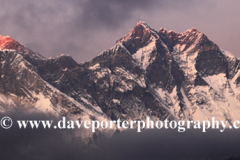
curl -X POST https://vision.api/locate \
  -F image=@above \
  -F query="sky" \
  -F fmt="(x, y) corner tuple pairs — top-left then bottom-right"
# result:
(0, 0), (239, 63)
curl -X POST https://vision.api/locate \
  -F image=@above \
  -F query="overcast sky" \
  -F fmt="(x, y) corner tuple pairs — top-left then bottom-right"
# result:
(0, 0), (239, 63)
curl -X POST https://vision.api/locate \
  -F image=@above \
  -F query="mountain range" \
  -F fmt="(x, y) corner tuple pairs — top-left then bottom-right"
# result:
(0, 21), (240, 142)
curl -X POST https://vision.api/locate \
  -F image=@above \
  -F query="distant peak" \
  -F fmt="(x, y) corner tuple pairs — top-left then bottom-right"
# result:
(0, 35), (45, 59)
(136, 21), (146, 25)
(0, 35), (21, 50)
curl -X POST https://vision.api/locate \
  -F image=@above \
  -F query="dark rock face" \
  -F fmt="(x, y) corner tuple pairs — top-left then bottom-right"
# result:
(195, 50), (228, 76)
(0, 21), (240, 137)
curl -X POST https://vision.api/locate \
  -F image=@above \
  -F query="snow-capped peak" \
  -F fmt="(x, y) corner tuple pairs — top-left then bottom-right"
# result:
(0, 35), (45, 60)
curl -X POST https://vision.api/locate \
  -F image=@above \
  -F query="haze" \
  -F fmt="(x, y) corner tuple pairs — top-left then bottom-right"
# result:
(0, 0), (239, 63)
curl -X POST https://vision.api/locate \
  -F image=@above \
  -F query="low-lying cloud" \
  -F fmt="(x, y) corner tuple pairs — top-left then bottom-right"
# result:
(0, 110), (240, 160)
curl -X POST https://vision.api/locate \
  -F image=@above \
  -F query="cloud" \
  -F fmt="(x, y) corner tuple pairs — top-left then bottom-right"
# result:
(1, 110), (240, 160)
(78, 0), (161, 29)
(0, 0), (165, 62)
(0, 0), (199, 62)
(0, 0), (239, 63)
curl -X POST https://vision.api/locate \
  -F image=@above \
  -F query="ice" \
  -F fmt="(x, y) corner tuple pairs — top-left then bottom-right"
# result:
(202, 73), (227, 93)
(89, 63), (100, 70)
(112, 99), (120, 105)
(132, 41), (156, 70)
(34, 92), (56, 113)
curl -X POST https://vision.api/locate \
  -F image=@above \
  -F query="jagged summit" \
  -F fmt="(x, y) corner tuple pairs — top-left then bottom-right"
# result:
(115, 21), (209, 50)
(117, 22), (207, 49)
(117, 21), (159, 44)
(158, 26), (203, 39)
(0, 35), (21, 51)
(180, 27), (203, 38)
(136, 20), (147, 26)
(159, 27), (201, 35)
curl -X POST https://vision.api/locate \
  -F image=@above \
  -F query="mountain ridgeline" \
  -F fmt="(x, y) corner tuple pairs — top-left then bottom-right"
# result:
(0, 22), (240, 140)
